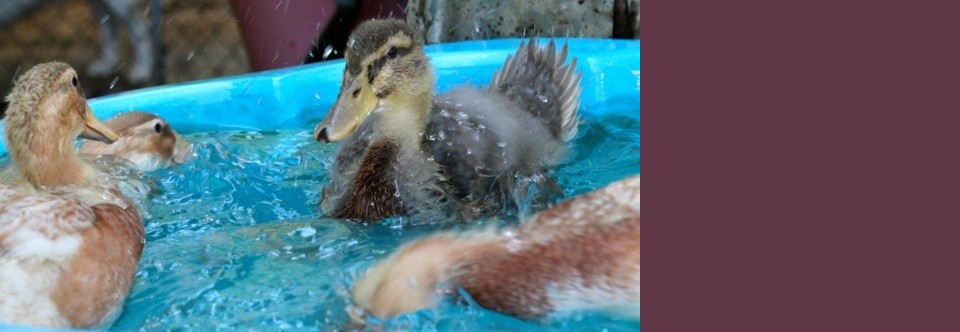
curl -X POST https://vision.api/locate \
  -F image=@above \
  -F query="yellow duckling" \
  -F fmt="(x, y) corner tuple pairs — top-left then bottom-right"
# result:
(80, 111), (193, 172)
(314, 19), (581, 222)
(351, 175), (640, 321)
(0, 62), (145, 328)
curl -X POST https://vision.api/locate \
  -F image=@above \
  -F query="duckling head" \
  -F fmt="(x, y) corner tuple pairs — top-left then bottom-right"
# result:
(3, 62), (119, 187)
(315, 19), (435, 143)
(79, 111), (194, 172)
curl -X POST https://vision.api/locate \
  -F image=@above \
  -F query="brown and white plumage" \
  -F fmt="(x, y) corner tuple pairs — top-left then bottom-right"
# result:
(0, 62), (144, 329)
(351, 175), (640, 321)
(80, 111), (193, 172)
(314, 19), (582, 223)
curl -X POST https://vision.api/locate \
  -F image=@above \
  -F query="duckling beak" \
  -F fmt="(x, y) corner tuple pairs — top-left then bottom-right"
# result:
(315, 73), (377, 143)
(172, 134), (194, 164)
(80, 107), (120, 144)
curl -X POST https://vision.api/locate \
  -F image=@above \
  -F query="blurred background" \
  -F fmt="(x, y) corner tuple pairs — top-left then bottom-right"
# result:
(0, 0), (637, 109)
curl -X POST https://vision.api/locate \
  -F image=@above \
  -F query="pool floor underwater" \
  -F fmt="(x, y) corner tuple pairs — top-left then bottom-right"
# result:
(3, 103), (638, 331)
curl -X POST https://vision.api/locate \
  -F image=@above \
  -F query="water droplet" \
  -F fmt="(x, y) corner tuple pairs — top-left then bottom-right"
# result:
(313, 92), (321, 99)
(109, 77), (119, 89)
(322, 45), (334, 59)
(347, 37), (356, 48)
(99, 15), (110, 24)
(497, 141), (507, 148)
(440, 109), (450, 118)
(538, 94), (549, 103)
(438, 130), (446, 140)
(186, 51), (195, 61)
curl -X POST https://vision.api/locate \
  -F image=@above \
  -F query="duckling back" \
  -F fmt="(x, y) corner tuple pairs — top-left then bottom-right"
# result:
(79, 112), (192, 172)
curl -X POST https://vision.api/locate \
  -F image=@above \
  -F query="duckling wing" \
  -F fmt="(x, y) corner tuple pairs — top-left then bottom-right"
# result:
(0, 185), (143, 328)
(0, 188), (96, 327)
(489, 40), (582, 142)
(0, 186), (96, 260)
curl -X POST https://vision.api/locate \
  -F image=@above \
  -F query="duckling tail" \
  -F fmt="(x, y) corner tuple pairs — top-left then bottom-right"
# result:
(490, 39), (582, 142)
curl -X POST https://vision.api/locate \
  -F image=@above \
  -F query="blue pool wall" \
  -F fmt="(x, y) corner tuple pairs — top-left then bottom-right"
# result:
(1, 38), (637, 154)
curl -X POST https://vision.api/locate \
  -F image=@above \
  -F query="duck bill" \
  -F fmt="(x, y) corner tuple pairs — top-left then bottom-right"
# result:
(80, 107), (120, 144)
(314, 73), (378, 143)
(172, 133), (195, 164)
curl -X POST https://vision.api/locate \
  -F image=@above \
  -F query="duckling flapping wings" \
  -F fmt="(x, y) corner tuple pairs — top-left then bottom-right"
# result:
(424, 40), (582, 217)
(489, 39), (582, 142)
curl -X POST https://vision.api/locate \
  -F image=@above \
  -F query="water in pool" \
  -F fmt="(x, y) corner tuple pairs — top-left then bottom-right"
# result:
(4, 102), (637, 331)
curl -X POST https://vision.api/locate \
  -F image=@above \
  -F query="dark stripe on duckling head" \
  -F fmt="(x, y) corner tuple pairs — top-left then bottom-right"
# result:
(366, 46), (412, 84)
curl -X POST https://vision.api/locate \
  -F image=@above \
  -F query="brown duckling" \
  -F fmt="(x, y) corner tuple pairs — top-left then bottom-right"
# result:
(79, 111), (193, 172)
(0, 62), (144, 328)
(314, 19), (581, 223)
(351, 175), (640, 321)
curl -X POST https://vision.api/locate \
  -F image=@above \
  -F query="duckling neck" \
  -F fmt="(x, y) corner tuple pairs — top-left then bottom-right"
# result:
(377, 92), (433, 146)
(8, 126), (88, 187)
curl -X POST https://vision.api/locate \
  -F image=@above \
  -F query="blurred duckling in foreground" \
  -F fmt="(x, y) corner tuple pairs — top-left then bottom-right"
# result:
(80, 111), (193, 172)
(314, 19), (581, 222)
(351, 175), (639, 321)
(0, 63), (144, 328)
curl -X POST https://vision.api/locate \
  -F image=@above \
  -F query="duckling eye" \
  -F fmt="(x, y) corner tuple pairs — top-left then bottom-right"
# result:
(154, 123), (163, 133)
(351, 88), (360, 98)
(71, 76), (79, 88)
(387, 47), (398, 59)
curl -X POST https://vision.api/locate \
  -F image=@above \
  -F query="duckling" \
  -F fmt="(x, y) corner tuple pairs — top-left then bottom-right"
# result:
(350, 175), (640, 321)
(79, 111), (193, 172)
(314, 19), (581, 222)
(0, 62), (145, 328)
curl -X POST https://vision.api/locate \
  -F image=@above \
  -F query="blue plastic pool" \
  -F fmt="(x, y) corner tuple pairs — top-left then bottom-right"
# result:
(0, 38), (639, 331)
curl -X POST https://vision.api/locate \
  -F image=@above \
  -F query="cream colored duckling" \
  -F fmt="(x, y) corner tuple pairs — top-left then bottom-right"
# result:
(80, 111), (193, 172)
(0, 62), (145, 328)
(351, 175), (640, 321)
